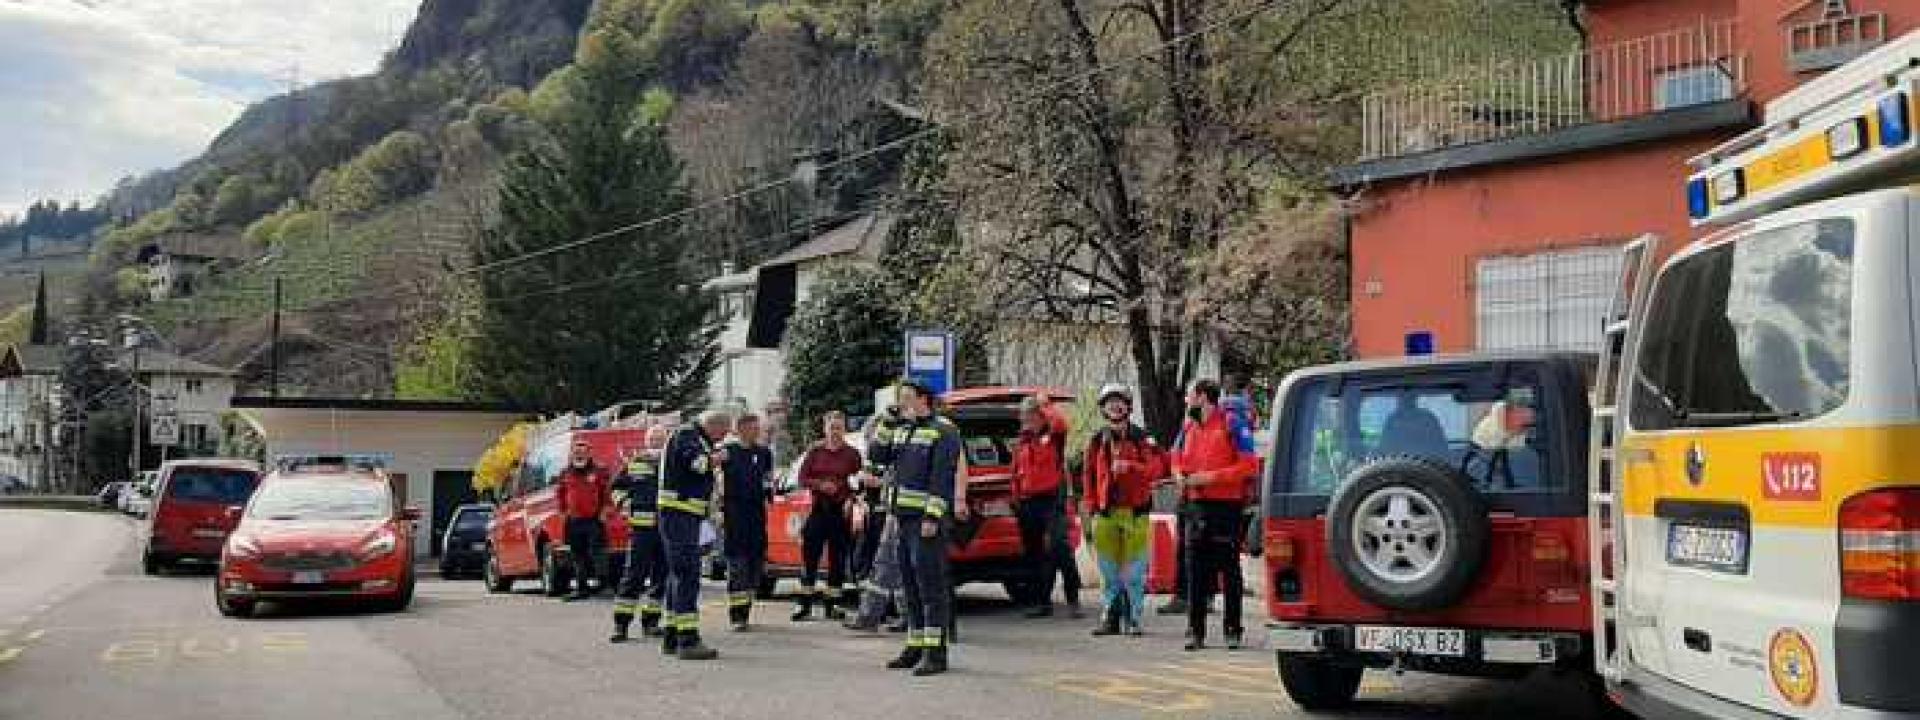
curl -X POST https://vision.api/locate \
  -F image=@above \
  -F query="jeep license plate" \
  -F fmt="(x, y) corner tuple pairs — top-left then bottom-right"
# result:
(291, 571), (325, 585)
(1354, 625), (1466, 657)
(1666, 523), (1748, 574)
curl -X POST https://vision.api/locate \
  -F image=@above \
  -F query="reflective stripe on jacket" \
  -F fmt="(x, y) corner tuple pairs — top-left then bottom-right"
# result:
(659, 425), (717, 516)
(886, 417), (962, 519)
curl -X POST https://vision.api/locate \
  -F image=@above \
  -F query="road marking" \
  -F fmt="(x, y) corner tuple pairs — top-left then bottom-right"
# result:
(1181, 659), (1274, 678)
(1155, 663), (1281, 690)
(260, 632), (308, 652)
(1108, 669), (1280, 700)
(0, 647), (21, 664)
(1042, 672), (1213, 712)
(101, 639), (162, 664)
(22, 629), (44, 643)
(179, 636), (237, 660)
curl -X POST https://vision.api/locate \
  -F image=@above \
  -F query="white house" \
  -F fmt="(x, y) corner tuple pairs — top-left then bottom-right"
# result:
(0, 345), (62, 490)
(703, 214), (895, 414)
(127, 349), (238, 457)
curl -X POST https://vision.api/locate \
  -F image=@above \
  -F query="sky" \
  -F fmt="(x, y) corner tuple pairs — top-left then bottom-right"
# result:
(0, 0), (419, 219)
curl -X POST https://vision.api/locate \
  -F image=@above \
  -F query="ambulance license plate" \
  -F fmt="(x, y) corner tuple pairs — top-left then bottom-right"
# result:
(1667, 523), (1748, 574)
(1354, 625), (1466, 657)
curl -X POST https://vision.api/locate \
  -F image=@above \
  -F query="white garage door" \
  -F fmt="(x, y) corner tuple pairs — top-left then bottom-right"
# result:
(1475, 244), (1625, 353)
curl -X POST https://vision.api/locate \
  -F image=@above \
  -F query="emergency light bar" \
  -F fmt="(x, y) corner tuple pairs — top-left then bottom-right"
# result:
(1687, 29), (1920, 227)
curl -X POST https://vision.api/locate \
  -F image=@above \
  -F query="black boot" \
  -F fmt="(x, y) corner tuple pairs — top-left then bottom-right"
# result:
(610, 617), (632, 643)
(730, 605), (751, 632)
(640, 612), (663, 638)
(677, 632), (719, 661)
(913, 647), (949, 677)
(886, 646), (924, 670)
(1183, 630), (1206, 652)
(660, 627), (681, 655)
(1091, 607), (1121, 636)
(790, 593), (814, 622)
(1024, 604), (1054, 619)
(824, 595), (846, 621)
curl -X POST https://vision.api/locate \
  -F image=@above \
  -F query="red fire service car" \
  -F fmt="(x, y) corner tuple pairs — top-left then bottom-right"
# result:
(216, 463), (419, 617)
(484, 425), (640, 596)
(765, 387), (1082, 599)
(1261, 353), (1596, 710)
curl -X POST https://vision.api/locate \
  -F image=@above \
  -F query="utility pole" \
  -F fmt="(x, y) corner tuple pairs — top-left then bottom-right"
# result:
(129, 342), (141, 477)
(270, 276), (282, 398)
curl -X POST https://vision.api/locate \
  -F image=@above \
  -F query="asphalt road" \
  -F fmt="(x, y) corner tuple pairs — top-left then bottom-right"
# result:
(0, 509), (1611, 720)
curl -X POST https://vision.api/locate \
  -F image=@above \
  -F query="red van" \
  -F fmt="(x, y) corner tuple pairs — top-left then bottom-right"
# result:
(764, 387), (1082, 599)
(484, 426), (638, 596)
(141, 459), (265, 575)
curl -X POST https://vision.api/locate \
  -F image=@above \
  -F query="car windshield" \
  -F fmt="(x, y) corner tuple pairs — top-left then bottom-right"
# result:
(1282, 371), (1559, 495)
(164, 468), (259, 504)
(452, 509), (491, 531)
(248, 480), (392, 521)
(1633, 218), (1854, 430)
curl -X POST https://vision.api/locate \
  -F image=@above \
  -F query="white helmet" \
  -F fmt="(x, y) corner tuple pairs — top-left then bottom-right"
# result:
(1096, 384), (1133, 407)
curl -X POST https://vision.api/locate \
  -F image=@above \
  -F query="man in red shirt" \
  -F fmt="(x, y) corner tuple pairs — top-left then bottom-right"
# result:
(555, 439), (613, 601)
(1012, 394), (1082, 619)
(790, 410), (864, 621)
(1171, 378), (1261, 650)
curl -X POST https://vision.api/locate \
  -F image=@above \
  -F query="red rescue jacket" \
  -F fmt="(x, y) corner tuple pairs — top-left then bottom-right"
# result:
(1083, 424), (1168, 513)
(1011, 404), (1071, 501)
(1171, 407), (1259, 504)
(555, 465), (611, 520)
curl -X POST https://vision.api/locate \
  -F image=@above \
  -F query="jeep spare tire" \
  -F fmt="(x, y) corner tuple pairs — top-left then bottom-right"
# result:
(1326, 457), (1489, 612)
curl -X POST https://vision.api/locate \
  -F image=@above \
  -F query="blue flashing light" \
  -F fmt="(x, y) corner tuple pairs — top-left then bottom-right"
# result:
(1880, 93), (1912, 148)
(1405, 331), (1435, 357)
(1687, 177), (1711, 219)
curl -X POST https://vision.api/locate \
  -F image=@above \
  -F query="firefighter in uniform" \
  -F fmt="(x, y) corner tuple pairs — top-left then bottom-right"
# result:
(658, 411), (732, 660)
(721, 413), (773, 632)
(884, 380), (965, 677)
(609, 424), (672, 643)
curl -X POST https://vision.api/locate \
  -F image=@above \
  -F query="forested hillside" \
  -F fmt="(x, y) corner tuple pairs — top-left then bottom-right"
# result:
(59, 0), (1581, 409)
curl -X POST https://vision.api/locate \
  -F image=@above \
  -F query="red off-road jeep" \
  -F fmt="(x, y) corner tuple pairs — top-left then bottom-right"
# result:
(1261, 352), (1595, 710)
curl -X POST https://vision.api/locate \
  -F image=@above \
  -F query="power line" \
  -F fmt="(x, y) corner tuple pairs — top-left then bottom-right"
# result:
(455, 0), (1291, 278)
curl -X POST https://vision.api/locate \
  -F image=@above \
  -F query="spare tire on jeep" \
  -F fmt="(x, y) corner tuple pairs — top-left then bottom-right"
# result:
(1326, 456), (1489, 612)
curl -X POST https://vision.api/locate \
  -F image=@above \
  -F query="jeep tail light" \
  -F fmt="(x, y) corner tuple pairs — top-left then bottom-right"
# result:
(1531, 532), (1577, 589)
(1531, 532), (1571, 562)
(1839, 488), (1920, 601)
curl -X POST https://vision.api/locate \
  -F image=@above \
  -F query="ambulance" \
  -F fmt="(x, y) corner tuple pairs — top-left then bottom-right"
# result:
(1591, 30), (1920, 719)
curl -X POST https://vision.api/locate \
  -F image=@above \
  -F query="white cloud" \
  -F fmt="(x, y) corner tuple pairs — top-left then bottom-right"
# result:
(0, 0), (416, 218)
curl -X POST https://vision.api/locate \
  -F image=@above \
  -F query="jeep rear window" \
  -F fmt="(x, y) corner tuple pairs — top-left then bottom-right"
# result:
(165, 468), (259, 504)
(1632, 218), (1854, 431)
(1281, 374), (1557, 495)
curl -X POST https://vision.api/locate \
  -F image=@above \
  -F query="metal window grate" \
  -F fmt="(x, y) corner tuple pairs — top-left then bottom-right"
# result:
(1475, 244), (1626, 353)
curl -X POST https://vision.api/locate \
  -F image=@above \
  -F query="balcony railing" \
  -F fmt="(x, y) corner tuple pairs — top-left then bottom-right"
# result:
(1359, 19), (1746, 161)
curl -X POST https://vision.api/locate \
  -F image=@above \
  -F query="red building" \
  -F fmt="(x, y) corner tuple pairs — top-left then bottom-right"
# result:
(1339, 0), (1917, 358)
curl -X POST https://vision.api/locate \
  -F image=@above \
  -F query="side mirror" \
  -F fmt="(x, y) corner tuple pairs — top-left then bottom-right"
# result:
(401, 506), (422, 521)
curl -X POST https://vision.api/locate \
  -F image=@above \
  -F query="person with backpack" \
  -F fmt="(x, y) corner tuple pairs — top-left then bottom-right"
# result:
(1082, 385), (1168, 636)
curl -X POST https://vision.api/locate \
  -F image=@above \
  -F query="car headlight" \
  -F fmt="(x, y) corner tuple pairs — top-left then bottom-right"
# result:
(358, 531), (397, 560)
(227, 536), (262, 560)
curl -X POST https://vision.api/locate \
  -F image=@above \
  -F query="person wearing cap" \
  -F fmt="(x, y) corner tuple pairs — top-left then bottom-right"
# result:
(1011, 393), (1081, 619)
(1171, 378), (1261, 651)
(657, 411), (731, 660)
(883, 380), (965, 676)
(1082, 384), (1168, 636)
(610, 424), (673, 643)
(555, 440), (613, 601)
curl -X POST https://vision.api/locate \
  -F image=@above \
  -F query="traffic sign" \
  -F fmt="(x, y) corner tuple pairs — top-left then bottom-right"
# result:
(150, 413), (180, 447)
(903, 330), (954, 397)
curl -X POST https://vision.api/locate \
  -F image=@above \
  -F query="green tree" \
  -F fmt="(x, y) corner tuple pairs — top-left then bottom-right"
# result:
(470, 36), (719, 411)
(779, 265), (903, 446)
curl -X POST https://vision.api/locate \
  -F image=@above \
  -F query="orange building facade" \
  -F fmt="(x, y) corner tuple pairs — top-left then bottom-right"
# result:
(1341, 0), (1918, 358)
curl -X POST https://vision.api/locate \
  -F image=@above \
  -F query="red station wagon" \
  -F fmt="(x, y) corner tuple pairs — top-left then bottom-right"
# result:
(141, 459), (264, 574)
(216, 468), (419, 617)
(764, 387), (1082, 599)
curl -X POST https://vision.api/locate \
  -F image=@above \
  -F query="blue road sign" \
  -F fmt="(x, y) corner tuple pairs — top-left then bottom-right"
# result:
(903, 330), (954, 396)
